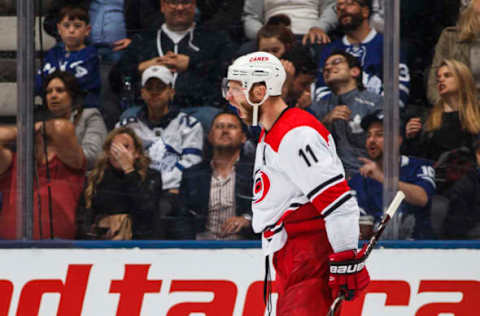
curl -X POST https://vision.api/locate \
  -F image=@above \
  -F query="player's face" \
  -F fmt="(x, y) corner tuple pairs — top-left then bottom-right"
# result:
(336, 0), (367, 32)
(108, 133), (138, 170)
(436, 65), (459, 97)
(323, 55), (351, 85)
(209, 114), (246, 151)
(225, 81), (254, 125)
(366, 122), (384, 161)
(161, 0), (196, 31)
(46, 78), (73, 118)
(258, 36), (287, 59)
(141, 78), (173, 112)
(57, 16), (90, 51)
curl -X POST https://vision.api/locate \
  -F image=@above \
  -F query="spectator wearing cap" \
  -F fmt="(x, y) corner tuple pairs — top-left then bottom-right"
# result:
(348, 110), (436, 240)
(116, 65), (204, 193)
(112, 0), (235, 108)
(310, 50), (382, 177)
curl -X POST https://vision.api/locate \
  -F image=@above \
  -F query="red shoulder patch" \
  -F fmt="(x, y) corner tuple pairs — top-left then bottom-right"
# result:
(264, 108), (330, 152)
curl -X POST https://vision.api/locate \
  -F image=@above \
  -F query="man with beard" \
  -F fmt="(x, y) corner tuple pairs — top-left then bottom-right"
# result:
(177, 111), (255, 240)
(224, 51), (369, 315)
(311, 50), (383, 177)
(113, 0), (234, 108)
(314, 0), (410, 108)
(349, 110), (436, 240)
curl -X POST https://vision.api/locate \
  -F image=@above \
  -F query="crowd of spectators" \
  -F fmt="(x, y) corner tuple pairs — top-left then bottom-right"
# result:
(0, 0), (479, 241)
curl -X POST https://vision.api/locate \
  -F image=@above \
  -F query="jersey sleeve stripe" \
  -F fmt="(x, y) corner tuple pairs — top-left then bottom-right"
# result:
(311, 180), (351, 213)
(165, 144), (180, 155)
(182, 148), (203, 156)
(307, 174), (344, 200)
(319, 192), (352, 217)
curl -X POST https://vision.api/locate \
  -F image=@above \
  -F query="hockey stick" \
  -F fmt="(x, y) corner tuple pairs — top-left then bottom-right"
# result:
(327, 190), (406, 316)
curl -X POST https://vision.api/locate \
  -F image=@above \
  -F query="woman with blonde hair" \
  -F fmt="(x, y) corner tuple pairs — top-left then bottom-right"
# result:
(403, 59), (480, 193)
(77, 127), (163, 240)
(427, 0), (480, 104)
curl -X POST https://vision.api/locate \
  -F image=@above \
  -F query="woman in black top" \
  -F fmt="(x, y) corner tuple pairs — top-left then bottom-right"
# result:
(402, 59), (480, 193)
(78, 127), (162, 239)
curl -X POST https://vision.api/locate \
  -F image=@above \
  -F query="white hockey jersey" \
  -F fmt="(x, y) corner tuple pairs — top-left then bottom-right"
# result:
(253, 108), (360, 255)
(117, 107), (204, 190)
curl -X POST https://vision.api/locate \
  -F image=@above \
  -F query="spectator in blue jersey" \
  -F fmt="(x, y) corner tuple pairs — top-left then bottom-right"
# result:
(314, 0), (410, 108)
(311, 50), (383, 178)
(36, 5), (101, 109)
(349, 110), (436, 240)
(116, 65), (203, 193)
(112, 0), (235, 108)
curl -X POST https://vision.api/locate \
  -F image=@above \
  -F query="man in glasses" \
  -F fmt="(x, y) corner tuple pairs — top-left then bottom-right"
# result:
(177, 111), (256, 241)
(117, 65), (203, 195)
(315, 0), (410, 108)
(311, 50), (383, 178)
(113, 0), (234, 108)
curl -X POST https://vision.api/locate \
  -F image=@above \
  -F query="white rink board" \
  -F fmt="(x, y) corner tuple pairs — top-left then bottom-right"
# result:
(0, 248), (478, 315)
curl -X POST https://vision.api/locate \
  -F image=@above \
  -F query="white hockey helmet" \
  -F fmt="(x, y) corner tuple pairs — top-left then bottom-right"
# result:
(224, 51), (286, 125)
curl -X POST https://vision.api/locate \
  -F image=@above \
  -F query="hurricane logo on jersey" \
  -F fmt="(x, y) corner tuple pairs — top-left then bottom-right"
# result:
(253, 170), (270, 204)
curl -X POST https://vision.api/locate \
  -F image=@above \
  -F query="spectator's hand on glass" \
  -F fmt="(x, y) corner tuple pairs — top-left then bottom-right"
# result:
(162, 51), (190, 73)
(405, 117), (422, 139)
(358, 157), (384, 183)
(112, 38), (132, 51)
(221, 216), (250, 236)
(302, 27), (331, 45)
(323, 105), (351, 124)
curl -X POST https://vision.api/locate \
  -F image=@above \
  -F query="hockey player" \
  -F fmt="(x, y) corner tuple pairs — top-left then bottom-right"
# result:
(223, 51), (370, 315)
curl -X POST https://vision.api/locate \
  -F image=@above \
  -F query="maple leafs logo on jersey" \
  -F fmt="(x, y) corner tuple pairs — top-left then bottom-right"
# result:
(253, 170), (270, 204)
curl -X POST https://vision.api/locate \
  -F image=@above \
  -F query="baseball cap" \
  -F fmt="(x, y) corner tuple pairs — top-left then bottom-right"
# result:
(141, 65), (174, 87)
(360, 109), (384, 131)
(361, 109), (405, 136)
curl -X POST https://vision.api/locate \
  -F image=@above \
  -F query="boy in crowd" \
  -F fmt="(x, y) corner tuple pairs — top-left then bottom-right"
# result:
(36, 5), (101, 108)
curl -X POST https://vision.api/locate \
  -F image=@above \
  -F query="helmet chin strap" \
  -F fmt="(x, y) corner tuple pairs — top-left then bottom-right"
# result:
(245, 91), (269, 126)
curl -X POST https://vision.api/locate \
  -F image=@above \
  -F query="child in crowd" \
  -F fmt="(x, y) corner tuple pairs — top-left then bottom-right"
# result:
(36, 5), (101, 109)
